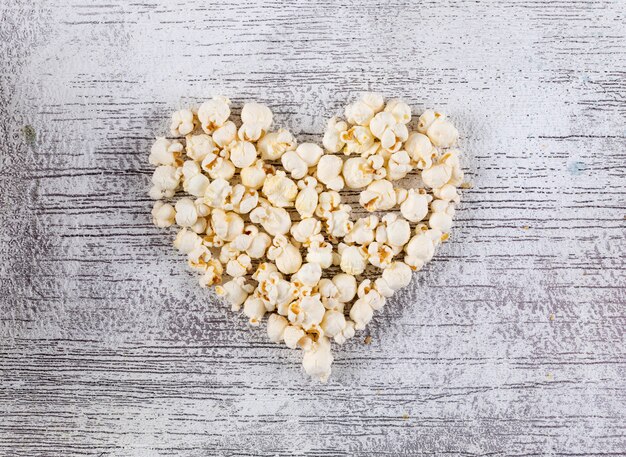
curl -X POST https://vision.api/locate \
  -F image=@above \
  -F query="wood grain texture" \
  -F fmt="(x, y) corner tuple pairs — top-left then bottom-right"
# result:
(1, 0), (625, 455)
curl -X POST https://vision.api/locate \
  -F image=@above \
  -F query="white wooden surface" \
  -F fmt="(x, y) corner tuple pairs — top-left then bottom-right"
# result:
(1, 1), (625, 455)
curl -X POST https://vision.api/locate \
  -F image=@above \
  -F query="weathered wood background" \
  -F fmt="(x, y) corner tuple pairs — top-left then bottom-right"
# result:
(1, 1), (624, 455)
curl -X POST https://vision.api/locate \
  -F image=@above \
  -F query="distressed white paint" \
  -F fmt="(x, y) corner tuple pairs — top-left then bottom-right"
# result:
(1, 0), (624, 455)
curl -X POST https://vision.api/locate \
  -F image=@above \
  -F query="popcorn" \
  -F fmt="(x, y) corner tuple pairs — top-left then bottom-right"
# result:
(216, 277), (254, 310)
(212, 121), (237, 148)
(369, 111), (409, 152)
(267, 234), (302, 274)
(257, 128), (297, 160)
(175, 198), (198, 227)
(170, 109), (196, 136)
(147, 94), (465, 382)
(316, 154), (345, 191)
(400, 189), (431, 222)
(262, 171), (298, 207)
(339, 244), (368, 275)
(323, 117), (348, 153)
(150, 137), (183, 166)
(302, 337), (333, 382)
(150, 165), (180, 199)
(243, 296), (266, 325)
(240, 160), (269, 189)
(359, 179), (396, 212)
(151, 201), (176, 228)
(198, 96), (231, 134)
(229, 140), (257, 168)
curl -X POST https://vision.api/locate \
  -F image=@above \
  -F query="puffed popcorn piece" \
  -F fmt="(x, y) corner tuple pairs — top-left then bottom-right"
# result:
(344, 215), (378, 245)
(262, 171), (298, 207)
(333, 273), (357, 303)
(290, 217), (322, 244)
(252, 261), (279, 283)
(339, 244), (368, 275)
(306, 240), (333, 269)
(216, 277), (254, 311)
(256, 272), (294, 314)
(357, 279), (386, 311)
(150, 137), (183, 166)
(174, 228), (202, 254)
(226, 254), (252, 278)
(228, 185), (258, 215)
(229, 140), (257, 169)
(345, 98), (376, 126)
(211, 209), (244, 242)
(374, 277), (395, 298)
(181, 160), (201, 180)
(433, 183), (460, 203)
(315, 191), (342, 218)
(240, 102), (273, 133)
(361, 92), (385, 113)
(198, 96), (231, 134)
(185, 134), (218, 162)
(240, 160), (269, 190)
(247, 231), (272, 259)
(381, 213), (411, 248)
(283, 325), (307, 349)
(400, 188), (431, 222)
(190, 217), (207, 234)
(417, 109), (438, 134)
(302, 337), (334, 382)
(316, 155), (345, 191)
(212, 121), (237, 148)
(387, 150), (413, 181)
(325, 206), (354, 239)
(404, 132), (435, 169)
(367, 242), (394, 269)
(369, 112), (409, 152)
(243, 296), (266, 326)
(295, 178), (319, 219)
(384, 99), (412, 124)
(359, 179), (396, 212)
(184, 173), (210, 198)
(151, 201), (176, 228)
(288, 294), (325, 330)
(320, 310), (346, 339)
(340, 126), (376, 156)
(280, 150), (308, 180)
(174, 198), (198, 227)
(429, 211), (454, 233)
(150, 165), (181, 199)
(349, 297), (374, 331)
(170, 109), (196, 136)
(204, 178), (232, 209)
(257, 129), (297, 161)
(342, 156), (385, 189)
(202, 155), (236, 181)
(421, 162), (452, 189)
(426, 115), (459, 148)
(249, 203), (291, 236)
(267, 234), (302, 275)
(404, 232), (436, 270)
(267, 313), (289, 343)
(440, 150), (464, 186)
(323, 117), (348, 153)
(382, 261), (412, 291)
(198, 259), (224, 288)
(293, 262), (323, 287)
(295, 143), (324, 167)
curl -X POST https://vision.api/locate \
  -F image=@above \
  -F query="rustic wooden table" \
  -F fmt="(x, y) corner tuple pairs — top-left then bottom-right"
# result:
(1, 1), (624, 456)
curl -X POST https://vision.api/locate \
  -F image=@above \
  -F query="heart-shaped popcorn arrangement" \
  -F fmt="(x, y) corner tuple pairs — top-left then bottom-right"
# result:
(149, 94), (464, 382)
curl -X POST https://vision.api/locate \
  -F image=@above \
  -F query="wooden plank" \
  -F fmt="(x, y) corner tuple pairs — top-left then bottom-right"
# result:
(0, 0), (624, 455)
